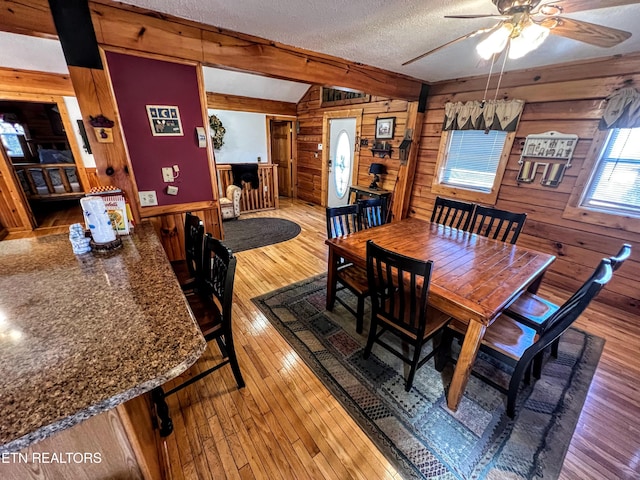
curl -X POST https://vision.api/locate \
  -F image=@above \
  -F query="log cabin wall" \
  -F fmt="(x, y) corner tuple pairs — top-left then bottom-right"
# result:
(296, 85), (409, 205)
(412, 53), (640, 315)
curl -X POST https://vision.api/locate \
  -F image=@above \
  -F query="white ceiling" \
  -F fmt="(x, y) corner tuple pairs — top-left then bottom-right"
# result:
(117, 0), (640, 83)
(1, 1), (640, 100)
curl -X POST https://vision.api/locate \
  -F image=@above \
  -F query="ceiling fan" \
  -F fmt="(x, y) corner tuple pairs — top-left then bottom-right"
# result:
(403, 0), (638, 66)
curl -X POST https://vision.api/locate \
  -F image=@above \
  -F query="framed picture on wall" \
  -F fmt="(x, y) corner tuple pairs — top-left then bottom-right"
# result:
(146, 105), (184, 136)
(375, 117), (395, 140)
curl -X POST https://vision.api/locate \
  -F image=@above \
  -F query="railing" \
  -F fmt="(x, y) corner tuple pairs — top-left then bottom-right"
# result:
(217, 164), (279, 213)
(13, 163), (83, 199)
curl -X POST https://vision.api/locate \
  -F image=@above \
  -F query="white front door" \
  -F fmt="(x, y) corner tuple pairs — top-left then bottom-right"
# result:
(327, 118), (356, 207)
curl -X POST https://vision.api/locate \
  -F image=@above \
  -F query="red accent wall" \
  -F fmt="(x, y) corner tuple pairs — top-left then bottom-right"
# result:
(106, 51), (213, 205)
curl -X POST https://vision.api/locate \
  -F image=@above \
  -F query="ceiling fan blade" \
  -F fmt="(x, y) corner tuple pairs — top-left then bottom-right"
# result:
(536, 0), (640, 15)
(541, 17), (632, 47)
(444, 14), (510, 19)
(402, 25), (501, 66)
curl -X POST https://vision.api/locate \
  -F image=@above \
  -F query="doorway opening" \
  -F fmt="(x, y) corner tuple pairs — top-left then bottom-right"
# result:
(0, 99), (86, 231)
(267, 116), (296, 200)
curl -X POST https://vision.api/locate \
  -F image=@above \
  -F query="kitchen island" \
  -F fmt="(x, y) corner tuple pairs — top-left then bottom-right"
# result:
(0, 222), (206, 478)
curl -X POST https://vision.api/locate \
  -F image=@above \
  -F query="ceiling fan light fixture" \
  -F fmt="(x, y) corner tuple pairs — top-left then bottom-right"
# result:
(508, 21), (550, 59)
(476, 23), (513, 60)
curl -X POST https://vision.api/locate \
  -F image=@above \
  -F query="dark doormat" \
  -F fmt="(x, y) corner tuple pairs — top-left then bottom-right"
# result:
(252, 274), (605, 480)
(222, 217), (301, 252)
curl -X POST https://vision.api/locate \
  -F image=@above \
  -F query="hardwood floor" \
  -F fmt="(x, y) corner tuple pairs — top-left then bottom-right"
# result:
(5, 200), (640, 479)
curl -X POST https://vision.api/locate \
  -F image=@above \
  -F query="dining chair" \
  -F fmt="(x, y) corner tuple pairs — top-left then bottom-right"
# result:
(439, 258), (612, 417)
(358, 198), (387, 229)
(163, 234), (245, 397)
(364, 240), (451, 391)
(171, 212), (205, 292)
(506, 243), (631, 358)
(326, 204), (368, 333)
(468, 205), (527, 244)
(430, 196), (475, 230)
(326, 203), (361, 238)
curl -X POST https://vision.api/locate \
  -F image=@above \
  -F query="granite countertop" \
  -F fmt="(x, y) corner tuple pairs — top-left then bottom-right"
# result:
(0, 222), (206, 453)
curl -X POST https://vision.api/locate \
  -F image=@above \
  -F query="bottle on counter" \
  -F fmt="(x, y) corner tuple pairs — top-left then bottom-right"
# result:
(69, 223), (91, 254)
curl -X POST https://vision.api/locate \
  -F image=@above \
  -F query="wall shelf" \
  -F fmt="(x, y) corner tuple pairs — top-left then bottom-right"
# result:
(370, 147), (392, 158)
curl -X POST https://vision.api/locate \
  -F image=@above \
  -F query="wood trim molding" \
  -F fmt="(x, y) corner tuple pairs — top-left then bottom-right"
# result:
(392, 101), (424, 221)
(140, 201), (216, 218)
(207, 92), (297, 116)
(0, 68), (74, 96)
(431, 131), (516, 205)
(562, 128), (640, 234)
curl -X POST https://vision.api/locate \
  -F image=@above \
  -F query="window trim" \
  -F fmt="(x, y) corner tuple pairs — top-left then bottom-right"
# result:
(563, 128), (640, 234)
(431, 129), (515, 205)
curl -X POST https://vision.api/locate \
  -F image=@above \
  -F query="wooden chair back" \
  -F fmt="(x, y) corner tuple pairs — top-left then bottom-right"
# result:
(358, 198), (386, 229)
(610, 243), (632, 271)
(184, 212), (205, 281)
(201, 234), (237, 333)
(366, 240), (433, 339)
(469, 206), (527, 244)
(527, 259), (612, 356)
(326, 204), (361, 239)
(430, 196), (475, 230)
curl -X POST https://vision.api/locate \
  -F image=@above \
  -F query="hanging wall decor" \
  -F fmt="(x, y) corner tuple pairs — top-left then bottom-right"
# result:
(517, 131), (578, 187)
(146, 105), (183, 136)
(208, 114), (226, 149)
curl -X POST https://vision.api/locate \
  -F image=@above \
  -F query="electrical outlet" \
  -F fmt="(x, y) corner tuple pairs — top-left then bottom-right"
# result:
(166, 185), (179, 195)
(139, 190), (158, 207)
(162, 167), (174, 183)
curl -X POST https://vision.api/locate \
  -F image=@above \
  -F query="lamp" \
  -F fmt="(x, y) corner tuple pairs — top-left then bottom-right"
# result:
(476, 18), (550, 61)
(369, 163), (386, 190)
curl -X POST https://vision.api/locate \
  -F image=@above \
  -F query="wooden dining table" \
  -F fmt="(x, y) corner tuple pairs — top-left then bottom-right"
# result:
(325, 217), (556, 411)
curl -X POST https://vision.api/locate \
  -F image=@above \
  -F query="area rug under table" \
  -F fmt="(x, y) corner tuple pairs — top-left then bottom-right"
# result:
(252, 274), (604, 480)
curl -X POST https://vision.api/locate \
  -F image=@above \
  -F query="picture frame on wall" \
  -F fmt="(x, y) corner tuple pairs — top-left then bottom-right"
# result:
(375, 117), (395, 140)
(146, 105), (184, 136)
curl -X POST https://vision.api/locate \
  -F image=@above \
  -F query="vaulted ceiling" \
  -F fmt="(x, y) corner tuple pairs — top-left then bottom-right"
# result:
(118, 0), (640, 83)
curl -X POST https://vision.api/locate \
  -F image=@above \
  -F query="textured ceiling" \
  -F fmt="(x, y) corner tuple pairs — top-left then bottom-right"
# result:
(118, 0), (640, 83)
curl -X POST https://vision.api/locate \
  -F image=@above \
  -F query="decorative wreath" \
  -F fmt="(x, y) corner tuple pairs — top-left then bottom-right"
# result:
(208, 114), (226, 149)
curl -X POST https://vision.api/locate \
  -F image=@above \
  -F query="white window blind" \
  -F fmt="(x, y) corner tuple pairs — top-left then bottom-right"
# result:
(582, 128), (640, 215)
(441, 130), (508, 192)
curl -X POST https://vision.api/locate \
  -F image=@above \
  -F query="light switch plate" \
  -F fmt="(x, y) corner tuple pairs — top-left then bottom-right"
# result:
(162, 167), (174, 183)
(139, 190), (158, 206)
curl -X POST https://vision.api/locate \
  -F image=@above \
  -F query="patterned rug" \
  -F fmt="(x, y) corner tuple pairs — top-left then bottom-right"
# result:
(252, 274), (605, 480)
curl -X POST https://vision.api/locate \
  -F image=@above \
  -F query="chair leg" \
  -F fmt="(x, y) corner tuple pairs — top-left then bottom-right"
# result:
(363, 317), (378, 359)
(507, 360), (530, 418)
(533, 351), (544, 379)
(435, 329), (453, 372)
(551, 337), (560, 358)
(224, 333), (245, 389)
(405, 342), (423, 392)
(355, 295), (365, 334)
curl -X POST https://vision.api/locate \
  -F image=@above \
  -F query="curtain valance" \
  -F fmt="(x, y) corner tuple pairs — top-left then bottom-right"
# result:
(443, 99), (524, 132)
(599, 87), (640, 130)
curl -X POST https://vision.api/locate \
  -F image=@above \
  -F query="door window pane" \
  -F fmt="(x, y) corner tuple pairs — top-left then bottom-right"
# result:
(334, 131), (351, 198)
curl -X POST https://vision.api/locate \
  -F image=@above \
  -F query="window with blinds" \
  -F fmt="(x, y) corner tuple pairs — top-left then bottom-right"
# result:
(582, 128), (640, 215)
(440, 130), (508, 192)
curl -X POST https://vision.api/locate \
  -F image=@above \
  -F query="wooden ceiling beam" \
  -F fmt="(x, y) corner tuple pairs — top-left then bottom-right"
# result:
(0, 1), (57, 39)
(206, 92), (297, 116)
(0, 1), (424, 101)
(0, 67), (73, 96)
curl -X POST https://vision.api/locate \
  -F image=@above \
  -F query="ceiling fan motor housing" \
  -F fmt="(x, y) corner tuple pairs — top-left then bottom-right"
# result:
(493, 0), (541, 15)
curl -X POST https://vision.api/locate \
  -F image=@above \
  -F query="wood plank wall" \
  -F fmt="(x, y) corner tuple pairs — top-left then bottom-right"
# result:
(296, 86), (409, 205)
(413, 54), (640, 315)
